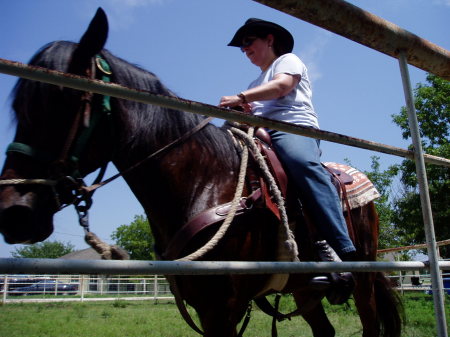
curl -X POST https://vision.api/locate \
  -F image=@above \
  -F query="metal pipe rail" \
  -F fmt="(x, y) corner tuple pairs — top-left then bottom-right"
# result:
(251, 1), (448, 335)
(0, 4), (449, 332)
(1, 258), (450, 276)
(253, 0), (450, 80)
(378, 239), (450, 254)
(0, 58), (449, 168)
(398, 51), (447, 337)
(250, 2), (449, 334)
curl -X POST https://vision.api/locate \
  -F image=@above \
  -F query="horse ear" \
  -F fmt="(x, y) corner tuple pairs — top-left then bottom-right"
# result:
(78, 8), (109, 55)
(69, 7), (108, 74)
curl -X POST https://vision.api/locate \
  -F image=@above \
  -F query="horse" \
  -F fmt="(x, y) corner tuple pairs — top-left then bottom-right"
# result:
(0, 8), (403, 337)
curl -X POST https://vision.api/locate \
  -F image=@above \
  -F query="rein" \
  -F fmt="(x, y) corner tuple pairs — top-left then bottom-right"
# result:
(83, 115), (214, 194)
(0, 55), (213, 237)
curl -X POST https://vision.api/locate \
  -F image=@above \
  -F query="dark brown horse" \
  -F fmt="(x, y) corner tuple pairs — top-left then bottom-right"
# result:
(0, 9), (403, 337)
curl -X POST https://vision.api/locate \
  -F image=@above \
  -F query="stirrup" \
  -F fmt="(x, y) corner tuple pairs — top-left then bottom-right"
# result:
(326, 272), (355, 305)
(313, 240), (355, 305)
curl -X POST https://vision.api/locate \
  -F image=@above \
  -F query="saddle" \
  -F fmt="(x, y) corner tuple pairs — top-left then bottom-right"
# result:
(163, 127), (357, 260)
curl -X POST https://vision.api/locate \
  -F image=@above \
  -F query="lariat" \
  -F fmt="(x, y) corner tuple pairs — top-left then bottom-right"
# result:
(176, 125), (252, 261)
(226, 122), (298, 262)
(177, 122), (299, 262)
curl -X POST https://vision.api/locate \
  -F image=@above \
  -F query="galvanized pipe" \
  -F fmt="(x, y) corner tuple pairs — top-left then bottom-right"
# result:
(1, 258), (450, 275)
(378, 239), (450, 254)
(0, 58), (449, 168)
(398, 51), (448, 337)
(253, 0), (450, 80)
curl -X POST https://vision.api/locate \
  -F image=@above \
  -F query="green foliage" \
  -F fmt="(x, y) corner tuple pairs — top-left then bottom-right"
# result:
(390, 74), (450, 258)
(111, 215), (155, 260)
(345, 156), (405, 251)
(11, 241), (74, 258)
(347, 74), (449, 257)
(362, 156), (405, 250)
(392, 74), (449, 147)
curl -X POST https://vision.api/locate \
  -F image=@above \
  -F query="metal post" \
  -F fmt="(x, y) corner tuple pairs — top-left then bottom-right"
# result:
(0, 58), (449, 168)
(2, 275), (7, 303)
(253, 0), (450, 80)
(80, 275), (85, 302)
(153, 275), (158, 301)
(397, 255), (404, 295)
(398, 51), (448, 337)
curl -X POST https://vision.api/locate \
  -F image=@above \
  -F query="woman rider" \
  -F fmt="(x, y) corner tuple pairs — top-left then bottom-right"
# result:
(219, 18), (356, 304)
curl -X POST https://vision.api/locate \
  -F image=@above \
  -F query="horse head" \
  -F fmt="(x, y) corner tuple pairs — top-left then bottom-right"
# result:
(0, 8), (111, 244)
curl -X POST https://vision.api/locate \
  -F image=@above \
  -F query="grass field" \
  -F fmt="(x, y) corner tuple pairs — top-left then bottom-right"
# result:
(0, 293), (448, 336)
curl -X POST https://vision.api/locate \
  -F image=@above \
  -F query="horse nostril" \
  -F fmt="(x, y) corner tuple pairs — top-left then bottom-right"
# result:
(3, 204), (33, 222)
(0, 205), (43, 244)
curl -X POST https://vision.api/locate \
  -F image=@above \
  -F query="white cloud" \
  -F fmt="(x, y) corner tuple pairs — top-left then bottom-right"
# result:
(298, 31), (333, 82)
(432, 0), (450, 6)
(97, 0), (171, 31)
(110, 0), (165, 7)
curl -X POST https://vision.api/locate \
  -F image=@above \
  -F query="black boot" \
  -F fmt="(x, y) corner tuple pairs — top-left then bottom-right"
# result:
(313, 240), (355, 305)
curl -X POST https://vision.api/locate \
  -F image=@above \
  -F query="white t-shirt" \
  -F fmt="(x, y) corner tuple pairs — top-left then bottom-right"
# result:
(249, 53), (319, 129)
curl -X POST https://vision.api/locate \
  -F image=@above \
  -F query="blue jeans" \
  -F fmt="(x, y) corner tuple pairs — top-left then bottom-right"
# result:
(269, 130), (356, 255)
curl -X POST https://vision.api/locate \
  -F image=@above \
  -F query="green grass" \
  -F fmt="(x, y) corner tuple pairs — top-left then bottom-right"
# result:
(0, 293), (448, 336)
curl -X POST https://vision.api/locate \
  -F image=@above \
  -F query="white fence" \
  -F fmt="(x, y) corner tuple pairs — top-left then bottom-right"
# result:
(2, 271), (449, 305)
(1, 274), (173, 304)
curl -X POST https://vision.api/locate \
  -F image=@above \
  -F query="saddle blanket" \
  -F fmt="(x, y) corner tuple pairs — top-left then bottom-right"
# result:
(323, 162), (381, 210)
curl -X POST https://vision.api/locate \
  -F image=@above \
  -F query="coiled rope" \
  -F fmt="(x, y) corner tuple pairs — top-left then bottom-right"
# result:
(177, 123), (298, 262)
(0, 122), (298, 262)
(227, 124), (298, 262)
(176, 125), (252, 261)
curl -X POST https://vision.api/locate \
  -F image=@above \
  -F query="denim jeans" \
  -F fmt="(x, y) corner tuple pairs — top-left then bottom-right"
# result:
(269, 130), (356, 255)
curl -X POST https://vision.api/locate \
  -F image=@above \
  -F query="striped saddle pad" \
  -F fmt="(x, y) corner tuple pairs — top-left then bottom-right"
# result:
(323, 162), (381, 210)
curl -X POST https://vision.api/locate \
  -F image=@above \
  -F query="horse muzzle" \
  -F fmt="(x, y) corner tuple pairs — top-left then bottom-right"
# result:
(0, 187), (54, 244)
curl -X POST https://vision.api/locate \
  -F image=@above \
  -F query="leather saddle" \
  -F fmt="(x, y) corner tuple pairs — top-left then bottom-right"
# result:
(163, 127), (354, 260)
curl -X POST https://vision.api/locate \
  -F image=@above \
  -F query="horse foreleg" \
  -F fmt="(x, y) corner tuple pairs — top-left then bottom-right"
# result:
(293, 290), (335, 337)
(196, 299), (249, 337)
(176, 276), (252, 337)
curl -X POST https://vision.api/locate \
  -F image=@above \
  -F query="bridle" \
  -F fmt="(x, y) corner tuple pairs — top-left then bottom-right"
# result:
(0, 55), (212, 233)
(0, 55), (114, 232)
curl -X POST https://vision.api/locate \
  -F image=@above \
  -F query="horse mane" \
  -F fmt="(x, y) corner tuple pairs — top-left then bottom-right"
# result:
(12, 41), (79, 126)
(11, 41), (239, 168)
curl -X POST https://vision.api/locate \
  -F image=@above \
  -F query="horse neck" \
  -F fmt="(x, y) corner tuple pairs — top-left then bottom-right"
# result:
(112, 114), (239, 251)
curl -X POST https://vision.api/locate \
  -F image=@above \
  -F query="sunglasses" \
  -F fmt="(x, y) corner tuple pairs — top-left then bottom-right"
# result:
(240, 37), (258, 52)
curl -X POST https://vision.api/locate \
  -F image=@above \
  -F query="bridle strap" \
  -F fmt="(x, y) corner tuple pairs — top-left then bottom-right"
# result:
(6, 142), (54, 163)
(1, 116), (213, 192)
(0, 52), (213, 234)
(58, 92), (89, 163)
(83, 116), (214, 193)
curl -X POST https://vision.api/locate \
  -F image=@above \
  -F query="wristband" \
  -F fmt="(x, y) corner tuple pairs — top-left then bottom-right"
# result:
(237, 92), (247, 104)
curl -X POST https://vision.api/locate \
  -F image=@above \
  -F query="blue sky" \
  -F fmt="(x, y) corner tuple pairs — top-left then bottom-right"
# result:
(0, 0), (448, 257)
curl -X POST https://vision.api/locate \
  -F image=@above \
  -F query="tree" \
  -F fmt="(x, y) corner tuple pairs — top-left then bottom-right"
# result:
(11, 241), (75, 258)
(390, 74), (450, 258)
(362, 156), (406, 251)
(111, 215), (155, 260)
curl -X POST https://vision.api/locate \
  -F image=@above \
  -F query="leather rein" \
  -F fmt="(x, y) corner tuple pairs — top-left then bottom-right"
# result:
(0, 55), (213, 232)
(1, 56), (249, 336)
